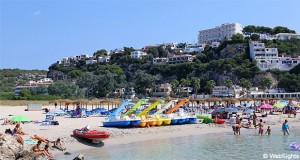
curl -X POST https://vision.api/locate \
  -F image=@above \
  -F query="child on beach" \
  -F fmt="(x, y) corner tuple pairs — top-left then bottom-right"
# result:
(265, 126), (271, 136)
(282, 119), (289, 135)
(51, 138), (66, 151)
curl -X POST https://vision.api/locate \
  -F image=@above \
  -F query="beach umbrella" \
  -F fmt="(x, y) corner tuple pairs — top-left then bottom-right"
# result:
(211, 109), (226, 114)
(273, 103), (285, 108)
(244, 109), (254, 114)
(260, 104), (274, 109)
(10, 116), (31, 122)
(225, 107), (238, 113)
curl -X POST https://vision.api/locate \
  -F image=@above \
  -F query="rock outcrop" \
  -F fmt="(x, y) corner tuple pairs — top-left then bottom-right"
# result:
(0, 134), (47, 160)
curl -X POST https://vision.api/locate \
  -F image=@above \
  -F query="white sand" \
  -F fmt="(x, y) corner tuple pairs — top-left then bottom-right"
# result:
(1, 105), (299, 159)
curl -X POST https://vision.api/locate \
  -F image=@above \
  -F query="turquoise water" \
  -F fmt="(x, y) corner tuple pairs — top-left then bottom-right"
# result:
(82, 126), (300, 160)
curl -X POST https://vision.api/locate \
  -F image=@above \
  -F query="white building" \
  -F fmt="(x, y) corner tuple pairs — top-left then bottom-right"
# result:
(198, 23), (243, 44)
(152, 83), (172, 97)
(167, 54), (195, 64)
(249, 88), (300, 99)
(98, 56), (111, 63)
(86, 60), (97, 65)
(153, 57), (168, 65)
(156, 42), (177, 50)
(131, 51), (147, 59)
(249, 41), (279, 70)
(183, 44), (204, 53)
(212, 85), (242, 98)
(249, 41), (300, 70)
(275, 33), (300, 40)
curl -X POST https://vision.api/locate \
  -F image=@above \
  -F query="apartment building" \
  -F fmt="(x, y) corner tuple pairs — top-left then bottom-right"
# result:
(198, 23), (243, 44)
(275, 33), (300, 40)
(167, 54), (195, 64)
(183, 44), (204, 53)
(249, 41), (300, 70)
(131, 51), (147, 58)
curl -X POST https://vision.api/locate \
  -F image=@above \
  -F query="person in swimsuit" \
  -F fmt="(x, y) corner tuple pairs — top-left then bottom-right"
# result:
(265, 126), (271, 136)
(282, 119), (289, 135)
(257, 119), (264, 136)
(253, 112), (257, 129)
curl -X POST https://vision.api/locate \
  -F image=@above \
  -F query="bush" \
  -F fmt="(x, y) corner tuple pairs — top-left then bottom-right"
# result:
(0, 92), (15, 100)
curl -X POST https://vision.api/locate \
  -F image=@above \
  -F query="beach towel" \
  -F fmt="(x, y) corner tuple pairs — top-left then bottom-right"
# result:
(24, 139), (38, 144)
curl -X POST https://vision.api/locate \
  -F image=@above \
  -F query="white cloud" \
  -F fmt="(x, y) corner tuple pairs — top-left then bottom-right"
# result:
(34, 10), (41, 16)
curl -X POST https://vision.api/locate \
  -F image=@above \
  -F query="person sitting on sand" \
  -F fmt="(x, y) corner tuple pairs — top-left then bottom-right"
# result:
(1, 118), (16, 125)
(5, 128), (24, 145)
(43, 145), (53, 158)
(265, 126), (271, 136)
(13, 123), (26, 135)
(31, 134), (49, 143)
(51, 138), (66, 151)
(31, 141), (53, 158)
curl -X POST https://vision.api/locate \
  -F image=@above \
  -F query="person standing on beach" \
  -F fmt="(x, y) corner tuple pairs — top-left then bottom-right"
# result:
(257, 119), (264, 136)
(236, 115), (240, 124)
(292, 109), (297, 118)
(282, 119), (289, 135)
(253, 112), (257, 129)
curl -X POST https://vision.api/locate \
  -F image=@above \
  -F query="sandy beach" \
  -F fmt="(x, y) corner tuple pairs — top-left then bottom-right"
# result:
(1, 104), (300, 159)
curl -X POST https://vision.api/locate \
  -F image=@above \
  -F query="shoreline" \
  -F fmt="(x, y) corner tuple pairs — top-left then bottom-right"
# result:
(0, 105), (300, 160)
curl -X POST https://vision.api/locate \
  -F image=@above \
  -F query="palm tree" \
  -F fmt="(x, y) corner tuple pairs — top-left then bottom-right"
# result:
(239, 78), (252, 98)
(260, 77), (272, 97)
(205, 80), (216, 95)
(225, 79), (233, 97)
(191, 77), (201, 96)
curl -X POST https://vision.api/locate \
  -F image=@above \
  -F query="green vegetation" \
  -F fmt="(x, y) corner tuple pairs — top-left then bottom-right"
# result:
(0, 69), (47, 92)
(243, 25), (296, 35)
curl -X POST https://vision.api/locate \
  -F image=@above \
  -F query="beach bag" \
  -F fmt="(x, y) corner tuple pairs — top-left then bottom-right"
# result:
(51, 121), (59, 125)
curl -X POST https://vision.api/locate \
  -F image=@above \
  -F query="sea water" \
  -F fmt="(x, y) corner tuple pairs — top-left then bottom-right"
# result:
(82, 126), (300, 160)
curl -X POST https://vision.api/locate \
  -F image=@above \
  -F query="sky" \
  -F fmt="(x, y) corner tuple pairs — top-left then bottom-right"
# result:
(0, 0), (299, 70)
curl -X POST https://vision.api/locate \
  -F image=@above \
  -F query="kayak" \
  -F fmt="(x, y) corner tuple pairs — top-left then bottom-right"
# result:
(73, 129), (110, 143)
(196, 115), (212, 124)
(290, 142), (300, 151)
(213, 119), (225, 124)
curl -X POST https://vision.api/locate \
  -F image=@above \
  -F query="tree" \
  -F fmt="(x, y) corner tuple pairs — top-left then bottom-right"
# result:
(133, 70), (158, 95)
(48, 81), (84, 99)
(239, 78), (252, 98)
(225, 79), (233, 97)
(243, 25), (256, 35)
(146, 47), (159, 57)
(205, 80), (216, 94)
(191, 77), (201, 95)
(231, 33), (244, 40)
(93, 49), (107, 60)
(70, 70), (82, 79)
(19, 89), (30, 99)
(250, 34), (260, 41)
(260, 77), (272, 95)
(124, 47), (135, 55)
(157, 46), (168, 57)
(272, 26), (296, 34)
(76, 72), (100, 98)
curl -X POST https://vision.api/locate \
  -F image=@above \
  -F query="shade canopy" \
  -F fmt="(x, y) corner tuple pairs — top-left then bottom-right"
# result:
(260, 104), (274, 109)
(244, 109), (255, 114)
(273, 103), (286, 108)
(10, 116), (31, 122)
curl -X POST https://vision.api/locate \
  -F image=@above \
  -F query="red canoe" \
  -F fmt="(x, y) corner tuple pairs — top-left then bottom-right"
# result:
(213, 119), (225, 124)
(73, 129), (110, 143)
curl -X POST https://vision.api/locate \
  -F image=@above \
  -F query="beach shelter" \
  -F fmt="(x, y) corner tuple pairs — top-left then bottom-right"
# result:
(10, 116), (31, 122)
(260, 104), (274, 109)
(273, 103), (285, 108)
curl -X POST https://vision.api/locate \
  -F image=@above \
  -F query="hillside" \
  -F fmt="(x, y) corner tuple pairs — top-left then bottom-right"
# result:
(0, 69), (48, 92)
(44, 38), (300, 98)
